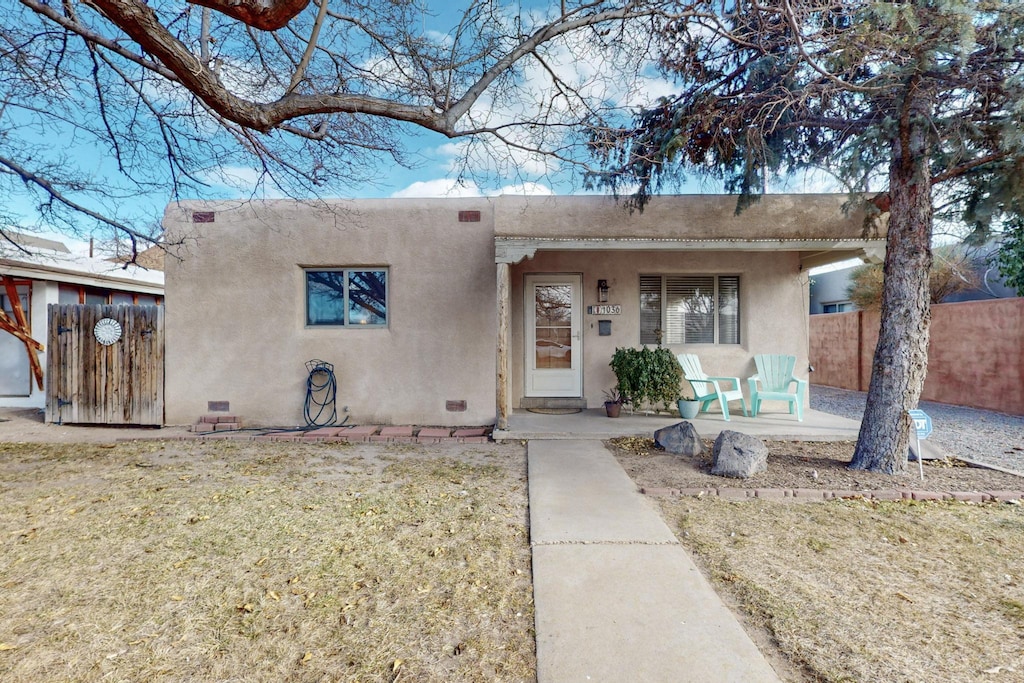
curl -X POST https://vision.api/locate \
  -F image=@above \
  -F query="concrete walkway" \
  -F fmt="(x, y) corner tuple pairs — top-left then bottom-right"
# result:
(529, 440), (783, 682)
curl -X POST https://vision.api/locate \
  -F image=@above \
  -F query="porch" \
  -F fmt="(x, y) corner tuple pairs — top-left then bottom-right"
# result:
(493, 406), (862, 442)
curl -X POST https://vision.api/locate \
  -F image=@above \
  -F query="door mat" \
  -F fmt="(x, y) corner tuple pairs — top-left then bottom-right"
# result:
(525, 408), (582, 415)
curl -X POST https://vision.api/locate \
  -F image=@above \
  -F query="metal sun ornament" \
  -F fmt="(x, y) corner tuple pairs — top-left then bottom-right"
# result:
(94, 318), (123, 345)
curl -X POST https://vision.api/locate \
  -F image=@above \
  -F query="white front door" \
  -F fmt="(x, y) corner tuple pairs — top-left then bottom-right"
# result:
(525, 274), (582, 397)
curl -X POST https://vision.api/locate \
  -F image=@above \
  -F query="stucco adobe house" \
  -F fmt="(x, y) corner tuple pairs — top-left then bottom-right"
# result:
(162, 194), (886, 429)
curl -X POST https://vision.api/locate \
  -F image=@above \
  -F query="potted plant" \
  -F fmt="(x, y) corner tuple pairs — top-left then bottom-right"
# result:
(677, 392), (701, 419)
(603, 388), (623, 418)
(609, 346), (684, 414)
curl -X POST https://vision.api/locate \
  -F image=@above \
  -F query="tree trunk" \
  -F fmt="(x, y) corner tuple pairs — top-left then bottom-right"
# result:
(849, 95), (933, 474)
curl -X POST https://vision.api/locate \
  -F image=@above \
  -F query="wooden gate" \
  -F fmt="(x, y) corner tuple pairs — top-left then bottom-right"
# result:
(46, 304), (164, 425)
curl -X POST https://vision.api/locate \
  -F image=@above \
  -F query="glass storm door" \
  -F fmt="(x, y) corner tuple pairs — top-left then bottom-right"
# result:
(525, 274), (582, 397)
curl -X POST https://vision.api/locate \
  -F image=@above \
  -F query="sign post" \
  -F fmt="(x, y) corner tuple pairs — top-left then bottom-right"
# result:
(907, 409), (933, 481)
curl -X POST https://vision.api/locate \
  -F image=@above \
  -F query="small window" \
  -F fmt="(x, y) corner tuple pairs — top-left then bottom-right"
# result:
(306, 269), (388, 327)
(58, 284), (81, 304)
(84, 288), (107, 305)
(640, 275), (740, 345)
(823, 302), (853, 314)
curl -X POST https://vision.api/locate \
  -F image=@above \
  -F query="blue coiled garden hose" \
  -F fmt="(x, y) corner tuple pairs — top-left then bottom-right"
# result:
(304, 359), (343, 428)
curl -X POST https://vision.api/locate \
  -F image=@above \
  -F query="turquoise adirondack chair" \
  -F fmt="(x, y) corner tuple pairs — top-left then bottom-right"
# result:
(747, 354), (807, 421)
(676, 354), (748, 421)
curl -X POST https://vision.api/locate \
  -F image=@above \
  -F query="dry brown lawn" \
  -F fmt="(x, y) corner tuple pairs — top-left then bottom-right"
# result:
(0, 439), (534, 682)
(611, 438), (1024, 682)
(653, 488), (1024, 682)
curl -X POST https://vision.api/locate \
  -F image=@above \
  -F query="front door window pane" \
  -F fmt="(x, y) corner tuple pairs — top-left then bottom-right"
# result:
(535, 285), (572, 369)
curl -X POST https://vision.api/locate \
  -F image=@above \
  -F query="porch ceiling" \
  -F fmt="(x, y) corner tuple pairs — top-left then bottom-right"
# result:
(494, 236), (885, 269)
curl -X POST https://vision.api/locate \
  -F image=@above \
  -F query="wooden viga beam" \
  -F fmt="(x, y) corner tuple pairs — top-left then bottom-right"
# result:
(1, 274), (44, 390)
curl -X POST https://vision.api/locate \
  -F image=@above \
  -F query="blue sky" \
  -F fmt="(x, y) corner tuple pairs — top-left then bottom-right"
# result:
(8, 1), (844, 249)
(10, 1), (665, 246)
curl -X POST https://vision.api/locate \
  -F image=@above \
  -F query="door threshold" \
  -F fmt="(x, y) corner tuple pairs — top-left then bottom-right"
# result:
(520, 397), (587, 411)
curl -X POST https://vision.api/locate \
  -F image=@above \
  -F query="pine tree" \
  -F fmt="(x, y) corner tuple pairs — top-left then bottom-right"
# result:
(591, 0), (1024, 472)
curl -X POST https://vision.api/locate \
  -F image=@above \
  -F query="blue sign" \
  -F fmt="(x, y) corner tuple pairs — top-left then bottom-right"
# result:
(908, 409), (933, 440)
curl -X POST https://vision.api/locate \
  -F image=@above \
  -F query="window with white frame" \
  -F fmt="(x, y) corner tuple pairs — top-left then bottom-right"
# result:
(306, 269), (388, 326)
(640, 275), (740, 345)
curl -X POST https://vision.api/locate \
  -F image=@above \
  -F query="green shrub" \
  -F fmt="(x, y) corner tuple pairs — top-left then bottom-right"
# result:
(609, 346), (683, 411)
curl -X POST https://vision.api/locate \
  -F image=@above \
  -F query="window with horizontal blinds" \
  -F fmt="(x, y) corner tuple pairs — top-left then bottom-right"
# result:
(718, 276), (740, 344)
(639, 276), (662, 345)
(639, 275), (740, 345)
(665, 276), (714, 344)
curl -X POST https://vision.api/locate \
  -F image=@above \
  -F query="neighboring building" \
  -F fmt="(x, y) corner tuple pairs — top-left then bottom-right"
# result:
(809, 245), (1019, 314)
(0, 232), (164, 408)
(808, 266), (859, 314)
(162, 194), (885, 429)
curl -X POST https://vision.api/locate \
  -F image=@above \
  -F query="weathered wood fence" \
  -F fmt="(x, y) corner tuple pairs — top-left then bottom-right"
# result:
(46, 304), (164, 425)
(809, 298), (1024, 416)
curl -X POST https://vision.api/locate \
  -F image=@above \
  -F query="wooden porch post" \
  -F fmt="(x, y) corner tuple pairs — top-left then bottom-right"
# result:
(495, 261), (512, 430)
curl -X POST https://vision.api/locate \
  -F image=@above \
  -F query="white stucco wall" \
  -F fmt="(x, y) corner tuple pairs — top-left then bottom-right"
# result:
(163, 199), (498, 427)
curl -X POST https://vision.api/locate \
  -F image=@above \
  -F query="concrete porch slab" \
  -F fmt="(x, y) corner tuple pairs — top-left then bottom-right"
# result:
(496, 406), (861, 442)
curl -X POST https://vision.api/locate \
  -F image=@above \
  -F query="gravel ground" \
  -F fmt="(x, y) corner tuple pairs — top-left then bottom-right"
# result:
(811, 385), (1024, 474)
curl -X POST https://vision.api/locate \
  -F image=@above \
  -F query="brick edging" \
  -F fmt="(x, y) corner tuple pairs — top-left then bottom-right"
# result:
(640, 487), (1024, 503)
(117, 427), (491, 445)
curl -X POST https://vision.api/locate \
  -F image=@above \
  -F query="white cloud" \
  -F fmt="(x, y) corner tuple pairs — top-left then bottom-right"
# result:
(389, 178), (553, 198)
(496, 182), (553, 196)
(390, 179), (483, 198)
(200, 166), (289, 199)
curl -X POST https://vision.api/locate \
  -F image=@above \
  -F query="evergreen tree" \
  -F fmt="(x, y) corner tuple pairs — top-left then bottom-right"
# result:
(591, 0), (1024, 472)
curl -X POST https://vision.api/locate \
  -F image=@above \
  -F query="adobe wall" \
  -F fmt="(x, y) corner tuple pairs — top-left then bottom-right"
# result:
(494, 193), (872, 240)
(512, 249), (811, 409)
(163, 198), (498, 427)
(810, 298), (1024, 415)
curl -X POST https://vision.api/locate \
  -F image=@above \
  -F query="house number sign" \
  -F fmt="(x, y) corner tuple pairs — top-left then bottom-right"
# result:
(94, 318), (123, 345)
(587, 305), (621, 315)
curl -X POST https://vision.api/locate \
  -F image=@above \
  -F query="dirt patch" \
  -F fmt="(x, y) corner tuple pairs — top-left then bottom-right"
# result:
(0, 438), (534, 682)
(0, 408), (192, 443)
(609, 437), (1024, 494)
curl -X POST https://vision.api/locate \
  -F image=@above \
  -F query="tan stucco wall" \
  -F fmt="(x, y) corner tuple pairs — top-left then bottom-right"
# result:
(494, 194), (871, 240)
(512, 250), (810, 409)
(162, 194), (867, 427)
(163, 198), (498, 427)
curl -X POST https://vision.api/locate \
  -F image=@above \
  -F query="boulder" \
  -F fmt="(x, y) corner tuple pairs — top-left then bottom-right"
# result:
(654, 421), (703, 456)
(711, 430), (768, 478)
